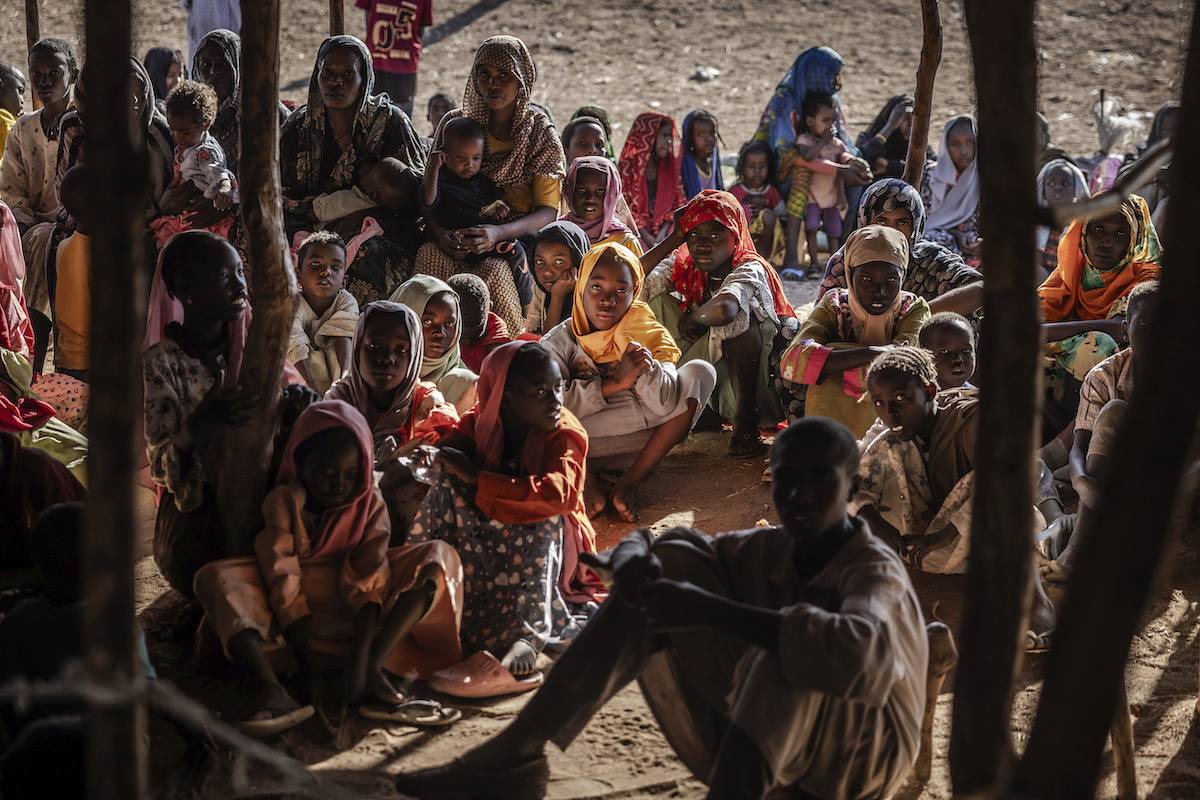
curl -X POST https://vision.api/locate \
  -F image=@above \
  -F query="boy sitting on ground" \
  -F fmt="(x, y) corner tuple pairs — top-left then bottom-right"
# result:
(448, 272), (512, 373)
(395, 417), (929, 800)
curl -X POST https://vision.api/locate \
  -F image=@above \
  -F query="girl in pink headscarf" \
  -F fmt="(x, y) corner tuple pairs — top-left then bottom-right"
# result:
(562, 156), (643, 255)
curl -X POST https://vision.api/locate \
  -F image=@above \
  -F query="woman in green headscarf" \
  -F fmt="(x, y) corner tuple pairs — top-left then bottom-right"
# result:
(389, 275), (478, 414)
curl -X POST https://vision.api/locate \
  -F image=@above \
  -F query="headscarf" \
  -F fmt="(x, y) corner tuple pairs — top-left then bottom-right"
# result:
(127, 57), (176, 209)
(925, 115), (980, 232)
(843, 224), (910, 346)
(191, 29), (241, 171)
(471, 341), (535, 471)
(562, 156), (632, 244)
(0, 201), (26, 284)
(0, 203), (32, 359)
(860, 95), (913, 144)
(1146, 100), (1180, 147)
(272, 399), (377, 558)
(1036, 158), (1090, 250)
(570, 106), (616, 160)
(326, 301), (424, 445)
(753, 46), (848, 154)
(535, 220), (591, 267)
(390, 275), (469, 384)
(618, 111), (686, 234)
(433, 36), (564, 189)
(1038, 195), (1162, 322)
(143, 47), (184, 104)
(680, 111), (724, 198)
(282, 35), (425, 201)
(669, 189), (795, 319)
(571, 242), (680, 365)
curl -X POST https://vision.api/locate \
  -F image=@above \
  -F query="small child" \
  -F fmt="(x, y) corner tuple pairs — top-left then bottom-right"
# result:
(422, 116), (510, 241)
(918, 311), (976, 390)
(729, 141), (785, 259)
(288, 231), (359, 396)
(524, 220), (590, 336)
(150, 79), (238, 247)
(52, 166), (91, 381)
(448, 273), (512, 373)
(680, 109), (724, 198)
(561, 155), (642, 254)
(427, 93), (454, 136)
(311, 156), (420, 225)
(792, 92), (858, 279)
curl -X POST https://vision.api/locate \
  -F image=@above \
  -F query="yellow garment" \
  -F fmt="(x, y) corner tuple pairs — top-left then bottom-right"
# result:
(597, 230), (644, 256)
(53, 231), (91, 371)
(486, 133), (562, 213)
(844, 225), (910, 346)
(571, 241), (681, 365)
(0, 109), (14, 165)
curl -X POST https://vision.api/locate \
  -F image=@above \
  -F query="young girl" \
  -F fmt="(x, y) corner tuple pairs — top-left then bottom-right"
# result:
(524, 220), (590, 337)
(561, 156), (642, 254)
(542, 242), (715, 521)
(448, 273), (513, 373)
(640, 189), (797, 457)
(142, 46), (184, 111)
(778, 225), (929, 438)
(729, 141), (784, 259)
(410, 341), (604, 690)
(790, 93), (859, 279)
(193, 400), (464, 734)
(389, 275), (479, 415)
(922, 115), (981, 262)
(1035, 158), (1090, 277)
(150, 80), (238, 248)
(619, 112), (686, 251)
(680, 110), (724, 198)
(288, 231), (359, 396)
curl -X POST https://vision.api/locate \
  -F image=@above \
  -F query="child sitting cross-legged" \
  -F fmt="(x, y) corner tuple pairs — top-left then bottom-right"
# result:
(524, 220), (590, 337)
(542, 242), (716, 522)
(561, 156), (643, 254)
(288, 231), (359, 396)
(449, 273), (513, 373)
(193, 400), (464, 735)
(853, 347), (1056, 651)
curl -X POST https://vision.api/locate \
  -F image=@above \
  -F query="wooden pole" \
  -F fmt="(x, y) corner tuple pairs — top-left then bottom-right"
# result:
(903, 0), (942, 189)
(949, 0), (1040, 794)
(330, 0), (345, 35)
(216, 0), (297, 551)
(82, 0), (148, 796)
(1013, 6), (1200, 795)
(24, 0), (40, 52)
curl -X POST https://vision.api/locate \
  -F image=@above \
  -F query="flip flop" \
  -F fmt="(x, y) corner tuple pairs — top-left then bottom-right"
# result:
(359, 698), (462, 727)
(780, 268), (806, 281)
(428, 651), (543, 699)
(234, 704), (315, 738)
(1024, 629), (1053, 654)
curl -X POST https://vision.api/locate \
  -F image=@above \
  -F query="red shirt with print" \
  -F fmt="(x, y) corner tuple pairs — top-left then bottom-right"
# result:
(356, 0), (434, 75)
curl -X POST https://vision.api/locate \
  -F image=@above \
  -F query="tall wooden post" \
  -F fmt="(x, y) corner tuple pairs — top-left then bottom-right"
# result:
(949, 0), (1040, 794)
(903, 0), (942, 189)
(25, 0), (40, 52)
(216, 0), (297, 551)
(1013, 5), (1200, 796)
(83, 0), (148, 797)
(330, 0), (345, 35)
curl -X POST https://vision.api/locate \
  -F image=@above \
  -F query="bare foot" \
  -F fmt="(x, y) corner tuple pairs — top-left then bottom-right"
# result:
(584, 471), (607, 518)
(363, 668), (404, 707)
(243, 683), (302, 723)
(608, 481), (640, 523)
(500, 640), (539, 678)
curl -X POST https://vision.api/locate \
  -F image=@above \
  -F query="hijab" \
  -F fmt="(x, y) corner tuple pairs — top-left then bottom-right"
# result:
(1038, 195), (1162, 322)
(571, 242), (680, 365)
(925, 115), (980, 232)
(618, 111), (686, 233)
(325, 301), (424, 446)
(843, 224), (910, 346)
(471, 341), (535, 471)
(0, 203), (33, 359)
(143, 47), (183, 104)
(562, 156), (632, 244)
(754, 46), (849, 154)
(680, 110), (724, 198)
(191, 29), (242, 172)
(390, 275), (469, 384)
(272, 399), (377, 558)
(534, 220), (591, 321)
(1035, 158), (1090, 249)
(433, 35), (564, 189)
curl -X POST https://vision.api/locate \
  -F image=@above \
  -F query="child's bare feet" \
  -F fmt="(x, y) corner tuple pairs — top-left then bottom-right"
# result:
(608, 481), (640, 523)
(243, 683), (303, 723)
(500, 640), (539, 678)
(584, 471), (607, 518)
(363, 667), (404, 707)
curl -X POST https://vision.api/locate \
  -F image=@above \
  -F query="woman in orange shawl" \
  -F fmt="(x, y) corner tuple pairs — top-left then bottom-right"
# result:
(409, 341), (605, 689)
(1038, 194), (1161, 440)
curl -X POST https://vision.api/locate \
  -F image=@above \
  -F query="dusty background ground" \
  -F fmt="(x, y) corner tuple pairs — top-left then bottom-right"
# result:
(2, 0), (1197, 798)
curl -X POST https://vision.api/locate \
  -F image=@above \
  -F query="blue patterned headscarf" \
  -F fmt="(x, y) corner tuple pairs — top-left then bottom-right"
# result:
(754, 47), (847, 155)
(680, 110), (724, 199)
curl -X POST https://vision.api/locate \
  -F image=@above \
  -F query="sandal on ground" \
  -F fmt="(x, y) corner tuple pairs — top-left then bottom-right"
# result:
(428, 651), (543, 699)
(1024, 629), (1053, 654)
(394, 753), (550, 800)
(359, 698), (461, 727)
(234, 704), (315, 738)
(728, 429), (767, 458)
(780, 268), (806, 281)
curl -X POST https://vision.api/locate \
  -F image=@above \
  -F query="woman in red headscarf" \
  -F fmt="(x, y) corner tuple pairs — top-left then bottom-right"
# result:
(639, 189), (798, 457)
(193, 399), (464, 736)
(619, 112), (687, 252)
(409, 341), (605, 697)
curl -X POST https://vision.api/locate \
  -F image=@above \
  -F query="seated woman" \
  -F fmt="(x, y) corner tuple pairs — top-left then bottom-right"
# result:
(780, 225), (929, 438)
(641, 190), (797, 457)
(193, 399), (463, 736)
(420, 36), (565, 324)
(390, 275), (479, 415)
(280, 35), (426, 304)
(854, 347), (1055, 651)
(818, 178), (983, 318)
(618, 112), (686, 251)
(410, 342), (605, 684)
(921, 116), (981, 263)
(1035, 158), (1090, 278)
(1038, 195), (1160, 442)
(524, 220), (590, 337)
(561, 156), (643, 254)
(326, 300), (460, 531)
(854, 95), (933, 180)
(541, 242), (716, 522)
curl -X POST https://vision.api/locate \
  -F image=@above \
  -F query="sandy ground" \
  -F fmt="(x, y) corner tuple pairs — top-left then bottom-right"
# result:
(2, 1), (1197, 797)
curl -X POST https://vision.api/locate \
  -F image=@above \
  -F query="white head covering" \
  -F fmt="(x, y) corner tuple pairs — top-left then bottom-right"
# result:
(925, 115), (980, 232)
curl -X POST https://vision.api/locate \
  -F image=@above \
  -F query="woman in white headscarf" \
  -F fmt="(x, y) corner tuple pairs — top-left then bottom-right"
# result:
(921, 115), (980, 263)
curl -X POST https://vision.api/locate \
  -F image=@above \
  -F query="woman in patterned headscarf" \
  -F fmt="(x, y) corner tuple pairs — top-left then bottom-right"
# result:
(753, 46), (850, 157)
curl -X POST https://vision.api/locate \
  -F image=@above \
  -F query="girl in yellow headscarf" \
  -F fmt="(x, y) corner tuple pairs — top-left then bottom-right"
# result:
(541, 242), (716, 522)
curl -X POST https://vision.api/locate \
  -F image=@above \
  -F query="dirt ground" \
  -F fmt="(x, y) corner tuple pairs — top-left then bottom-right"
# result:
(2, 0), (1197, 797)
